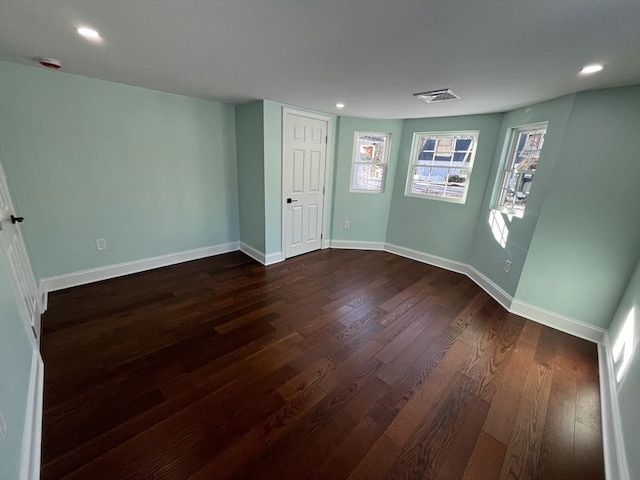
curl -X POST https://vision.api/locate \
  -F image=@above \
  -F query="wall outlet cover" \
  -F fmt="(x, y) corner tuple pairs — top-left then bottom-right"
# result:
(96, 239), (107, 251)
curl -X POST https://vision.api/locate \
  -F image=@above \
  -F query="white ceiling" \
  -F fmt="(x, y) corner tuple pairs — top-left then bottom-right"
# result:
(0, 0), (639, 119)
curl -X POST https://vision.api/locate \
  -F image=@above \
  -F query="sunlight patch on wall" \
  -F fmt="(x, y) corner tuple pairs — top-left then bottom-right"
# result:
(489, 210), (509, 249)
(613, 307), (636, 383)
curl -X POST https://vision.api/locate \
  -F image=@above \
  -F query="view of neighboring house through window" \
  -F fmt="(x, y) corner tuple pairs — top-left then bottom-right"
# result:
(495, 122), (548, 215)
(350, 132), (391, 192)
(405, 131), (479, 203)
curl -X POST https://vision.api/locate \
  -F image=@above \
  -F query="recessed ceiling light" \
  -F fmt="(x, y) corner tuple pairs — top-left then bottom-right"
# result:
(336, 103), (345, 109)
(580, 64), (603, 75)
(77, 27), (101, 40)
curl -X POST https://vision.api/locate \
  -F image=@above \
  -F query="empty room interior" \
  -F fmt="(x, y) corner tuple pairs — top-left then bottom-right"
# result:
(0, 1), (639, 479)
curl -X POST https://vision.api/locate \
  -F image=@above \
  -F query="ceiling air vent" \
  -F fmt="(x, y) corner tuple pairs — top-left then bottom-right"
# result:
(413, 88), (460, 103)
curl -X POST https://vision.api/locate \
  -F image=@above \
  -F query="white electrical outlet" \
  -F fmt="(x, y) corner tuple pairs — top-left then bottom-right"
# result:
(504, 260), (512, 273)
(344, 220), (350, 229)
(96, 238), (107, 251)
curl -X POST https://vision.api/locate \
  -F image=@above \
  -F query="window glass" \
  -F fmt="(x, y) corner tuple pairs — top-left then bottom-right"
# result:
(405, 131), (479, 203)
(495, 123), (548, 215)
(350, 132), (391, 192)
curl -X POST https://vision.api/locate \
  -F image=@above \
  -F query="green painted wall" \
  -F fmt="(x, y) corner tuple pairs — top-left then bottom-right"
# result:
(331, 116), (403, 243)
(0, 61), (238, 279)
(263, 101), (283, 256)
(235, 101), (266, 253)
(385, 114), (502, 263)
(0, 245), (34, 478)
(515, 86), (640, 327)
(608, 257), (640, 479)
(469, 94), (576, 296)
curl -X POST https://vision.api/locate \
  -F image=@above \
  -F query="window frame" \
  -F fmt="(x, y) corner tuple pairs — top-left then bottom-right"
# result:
(349, 131), (392, 194)
(493, 122), (548, 217)
(404, 130), (480, 204)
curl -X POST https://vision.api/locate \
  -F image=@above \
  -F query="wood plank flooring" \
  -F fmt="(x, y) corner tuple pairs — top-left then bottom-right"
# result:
(40, 249), (605, 479)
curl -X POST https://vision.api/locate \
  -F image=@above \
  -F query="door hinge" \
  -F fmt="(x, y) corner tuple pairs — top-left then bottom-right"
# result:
(325, 135), (328, 144)
(321, 233), (323, 240)
(323, 187), (325, 194)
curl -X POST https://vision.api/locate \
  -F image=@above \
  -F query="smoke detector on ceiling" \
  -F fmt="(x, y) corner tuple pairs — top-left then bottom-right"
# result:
(413, 88), (460, 103)
(38, 57), (62, 70)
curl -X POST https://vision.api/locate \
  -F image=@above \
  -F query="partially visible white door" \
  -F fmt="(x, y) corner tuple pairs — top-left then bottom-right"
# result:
(283, 111), (328, 259)
(0, 160), (42, 343)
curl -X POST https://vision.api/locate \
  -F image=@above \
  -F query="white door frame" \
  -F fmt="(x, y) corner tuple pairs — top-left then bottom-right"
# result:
(281, 107), (334, 259)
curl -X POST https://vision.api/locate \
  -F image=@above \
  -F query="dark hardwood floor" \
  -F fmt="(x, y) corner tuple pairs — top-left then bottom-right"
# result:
(41, 249), (605, 479)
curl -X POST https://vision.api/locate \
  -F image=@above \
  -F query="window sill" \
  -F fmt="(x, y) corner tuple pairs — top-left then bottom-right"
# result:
(405, 192), (468, 205)
(350, 189), (385, 194)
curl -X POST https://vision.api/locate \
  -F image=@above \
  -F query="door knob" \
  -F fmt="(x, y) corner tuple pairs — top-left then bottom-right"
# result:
(286, 198), (298, 203)
(11, 215), (24, 224)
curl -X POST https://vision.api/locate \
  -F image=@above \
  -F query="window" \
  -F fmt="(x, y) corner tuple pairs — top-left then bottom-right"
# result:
(405, 131), (479, 203)
(495, 122), (548, 215)
(350, 132), (391, 192)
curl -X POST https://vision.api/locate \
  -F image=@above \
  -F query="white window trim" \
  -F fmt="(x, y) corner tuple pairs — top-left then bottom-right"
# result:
(404, 130), (479, 204)
(349, 131), (391, 194)
(492, 121), (549, 218)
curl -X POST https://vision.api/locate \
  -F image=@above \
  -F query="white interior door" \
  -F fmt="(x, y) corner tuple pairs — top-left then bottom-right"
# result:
(0, 160), (42, 343)
(283, 111), (328, 259)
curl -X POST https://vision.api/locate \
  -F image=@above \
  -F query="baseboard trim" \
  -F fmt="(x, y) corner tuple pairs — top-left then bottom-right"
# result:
(20, 349), (43, 480)
(330, 240), (385, 251)
(265, 252), (284, 266)
(40, 242), (239, 293)
(384, 243), (467, 275)
(466, 266), (513, 312)
(239, 242), (266, 264)
(510, 300), (605, 343)
(599, 334), (630, 479)
(237, 243), (285, 266)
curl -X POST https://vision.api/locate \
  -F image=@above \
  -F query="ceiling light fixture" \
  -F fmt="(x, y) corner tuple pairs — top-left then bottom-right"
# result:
(580, 64), (603, 75)
(77, 27), (101, 40)
(336, 103), (345, 109)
